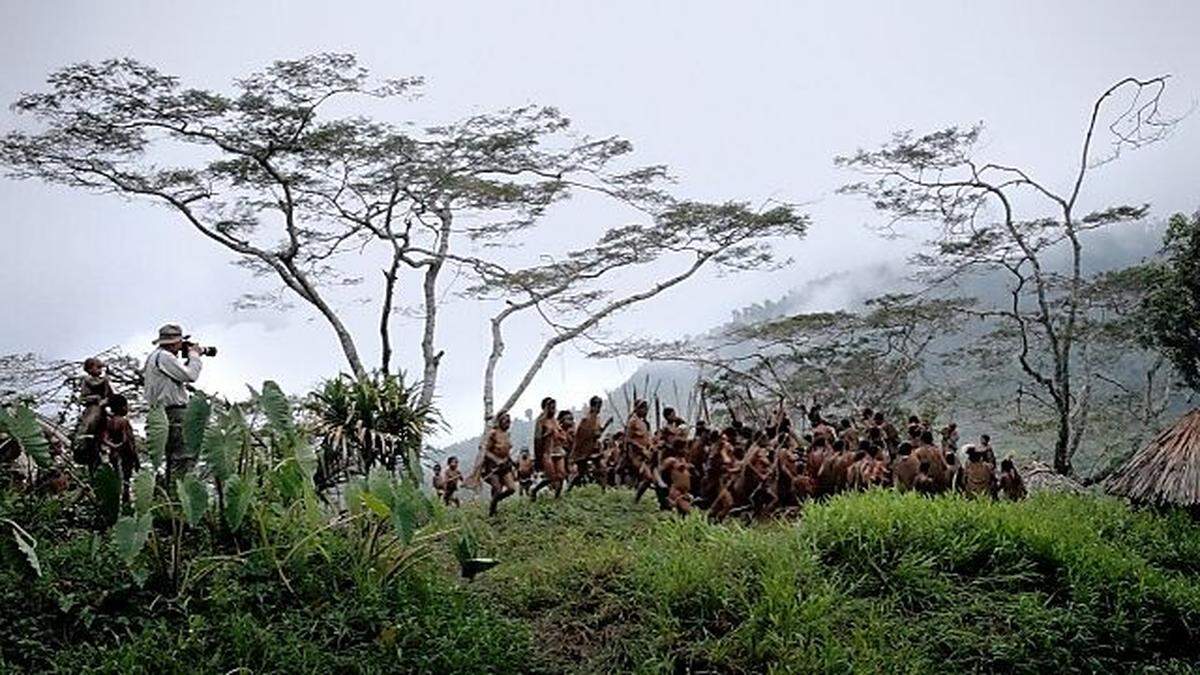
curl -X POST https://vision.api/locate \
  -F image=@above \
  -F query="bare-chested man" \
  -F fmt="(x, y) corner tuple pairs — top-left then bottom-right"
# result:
(979, 434), (997, 466)
(845, 443), (874, 491)
(941, 422), (960, 454)
(482, 413), (518, 516)
(998, 458), (1027, 501)
(837, 418), (860, 450)
(913, 460), (938, 497)
(876, 411), (900, 453)
(531, 398), (568, 501)
(817, 439), (855, 497)
(962, 445), (996, 499)
(906, 415), (924, 443)
(733, 433), (776, 517)
(657, 407), (687, 448)
(913, 430), (948, 493)
(707, 429), (743, 521)
(627, 400), (661, 505)
(659, 452), (693, 516)
(892, 442), (919, 492)
(772, 429), (804, 509)
(568, 396), (610, 492)
(558, 409), (577, 484)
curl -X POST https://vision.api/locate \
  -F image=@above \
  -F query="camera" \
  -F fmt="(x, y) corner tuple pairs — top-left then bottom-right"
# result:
(182, 341), (218, 357)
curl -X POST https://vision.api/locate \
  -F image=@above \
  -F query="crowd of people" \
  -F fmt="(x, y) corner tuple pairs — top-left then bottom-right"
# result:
(434, 396), (1028, 519)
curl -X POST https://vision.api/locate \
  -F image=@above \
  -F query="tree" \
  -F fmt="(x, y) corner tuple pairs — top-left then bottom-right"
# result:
(0, 54), (669, 416)
(837, 76), (1178, 475)
(1138, 211), (1200, 391)
(463, 200), (809, 425)
(596, 293), (967, 424)
(0, 347), (143, 423)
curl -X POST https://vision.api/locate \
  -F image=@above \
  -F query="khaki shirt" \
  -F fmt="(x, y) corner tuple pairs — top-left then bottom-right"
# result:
(142, 348), (201, 408)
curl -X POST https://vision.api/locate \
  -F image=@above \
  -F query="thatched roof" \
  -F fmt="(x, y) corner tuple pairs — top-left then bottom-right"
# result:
(1021, 460), (1086, 494)
(1106, 408), (1200, 506)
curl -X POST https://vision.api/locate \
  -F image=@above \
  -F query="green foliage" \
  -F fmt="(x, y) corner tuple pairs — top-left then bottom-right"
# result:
(112, 513), (152, 563)
(7, 474), (1200, 674)
(91, 464), (120, 526)
(176, 474), (209, 526)
(1140, 211), (1200, 390)
(460, 488), (1200, 674)
(182, 392), (211, 456)
(132, 470), (154, 516)
(144, 405), (168, 471)
(222, 474), (252, 532)
(381, 468), (435, 542)
(200, 414), (235, 483)
(0, 404), (51, 468)
(1, 414), (510, 672)
(260, 380), (295, 438)
(3, 518), (41, 577)
(305, 371), (437, 486)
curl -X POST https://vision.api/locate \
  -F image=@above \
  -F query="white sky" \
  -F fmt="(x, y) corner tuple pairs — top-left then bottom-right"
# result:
(2, 0), (1198, 442)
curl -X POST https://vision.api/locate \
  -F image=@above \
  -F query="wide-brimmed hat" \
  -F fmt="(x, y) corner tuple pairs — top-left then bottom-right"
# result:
(152, 323), (187, 346)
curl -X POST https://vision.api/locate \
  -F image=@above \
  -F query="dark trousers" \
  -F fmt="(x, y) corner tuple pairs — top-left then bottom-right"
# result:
(165, 406), (195, 484)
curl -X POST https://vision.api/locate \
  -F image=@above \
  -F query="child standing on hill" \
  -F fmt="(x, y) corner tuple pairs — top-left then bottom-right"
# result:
(74, 357), (114, 472)
(431, 462), (445, 500)
(517, 449), (534, 496)
(442, 456), (462, 507)
(103, 394), (138, 505)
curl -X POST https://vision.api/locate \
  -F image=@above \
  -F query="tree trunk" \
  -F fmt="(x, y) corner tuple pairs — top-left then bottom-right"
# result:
(379, 254), (401, 375)
(417, 209), (452, 411)
(1053, 403), (1073, 475)
(279, 258), (368, 381)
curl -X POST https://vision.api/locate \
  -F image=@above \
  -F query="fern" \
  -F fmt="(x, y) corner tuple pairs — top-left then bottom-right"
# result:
(145, 406), (169, 471)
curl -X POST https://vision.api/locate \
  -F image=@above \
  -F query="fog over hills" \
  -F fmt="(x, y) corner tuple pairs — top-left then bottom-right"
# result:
(434, 214), (1194, 472)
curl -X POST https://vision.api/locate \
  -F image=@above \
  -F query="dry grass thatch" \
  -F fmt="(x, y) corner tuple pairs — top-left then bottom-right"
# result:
(1022, 459), (1087, 495)
(1105, 408), (1200, 507)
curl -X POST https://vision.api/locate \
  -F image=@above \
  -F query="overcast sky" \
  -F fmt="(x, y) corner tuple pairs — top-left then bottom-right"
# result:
(2, 1), (1198, 442)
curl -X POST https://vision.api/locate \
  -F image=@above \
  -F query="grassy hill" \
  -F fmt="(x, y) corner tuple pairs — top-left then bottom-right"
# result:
(440, 487), (1200, 673)
(5, 486), (1200, 673)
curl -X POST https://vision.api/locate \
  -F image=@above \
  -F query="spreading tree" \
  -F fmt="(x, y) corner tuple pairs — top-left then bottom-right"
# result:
(837, 76), (1179, 475)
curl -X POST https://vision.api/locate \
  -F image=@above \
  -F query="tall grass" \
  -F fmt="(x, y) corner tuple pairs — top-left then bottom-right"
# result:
(7, 484), (1200, 673)
(464, 487), (1200, 674)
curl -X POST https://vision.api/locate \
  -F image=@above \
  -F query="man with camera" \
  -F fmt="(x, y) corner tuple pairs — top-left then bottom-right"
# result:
(142, 324), (215, 483)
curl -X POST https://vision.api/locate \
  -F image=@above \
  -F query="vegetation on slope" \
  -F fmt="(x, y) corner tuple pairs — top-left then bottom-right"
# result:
(5, 484), (1200, 673)
(447, 488), (1200, 674)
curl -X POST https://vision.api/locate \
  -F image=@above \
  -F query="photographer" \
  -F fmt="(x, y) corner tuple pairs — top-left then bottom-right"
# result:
(142, 323), (211, 483)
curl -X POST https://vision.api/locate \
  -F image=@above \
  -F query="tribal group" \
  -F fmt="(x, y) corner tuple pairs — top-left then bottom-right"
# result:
(432, 396), (1028, 519)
